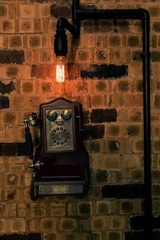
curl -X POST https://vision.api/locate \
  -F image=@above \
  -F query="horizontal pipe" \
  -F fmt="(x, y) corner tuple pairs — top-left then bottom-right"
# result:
(75, 8), (149, 20)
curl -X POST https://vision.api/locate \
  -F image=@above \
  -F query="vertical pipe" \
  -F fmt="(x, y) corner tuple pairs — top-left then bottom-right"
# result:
(142, 11), (152, 239)
(72, 0), (80, 37)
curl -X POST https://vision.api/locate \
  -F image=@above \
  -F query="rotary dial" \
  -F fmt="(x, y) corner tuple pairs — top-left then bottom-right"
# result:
(50, 127), (69, 145)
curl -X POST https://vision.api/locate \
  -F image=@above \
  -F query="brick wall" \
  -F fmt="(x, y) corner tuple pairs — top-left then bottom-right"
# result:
(0, 0), (160, 240)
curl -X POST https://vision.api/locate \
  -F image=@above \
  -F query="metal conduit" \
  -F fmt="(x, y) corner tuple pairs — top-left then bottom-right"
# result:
(58, 1), (152, 237)
(73, 2), (152, 238)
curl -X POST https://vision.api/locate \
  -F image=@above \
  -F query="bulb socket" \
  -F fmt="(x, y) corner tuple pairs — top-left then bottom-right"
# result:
(54, 28), (68, 57)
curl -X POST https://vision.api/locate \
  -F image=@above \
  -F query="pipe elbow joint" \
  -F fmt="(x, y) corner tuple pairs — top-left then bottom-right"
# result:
(56, 17), (76, 35)
(56, 17), (68, 28)
(139, 8), (150, 20)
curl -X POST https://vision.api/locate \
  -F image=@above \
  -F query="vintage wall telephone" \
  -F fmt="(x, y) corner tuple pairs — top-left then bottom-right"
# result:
(23, 98), (89, 200)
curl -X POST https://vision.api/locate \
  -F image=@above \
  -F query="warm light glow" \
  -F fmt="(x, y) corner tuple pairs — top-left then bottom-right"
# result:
(56, 56), (65, 82)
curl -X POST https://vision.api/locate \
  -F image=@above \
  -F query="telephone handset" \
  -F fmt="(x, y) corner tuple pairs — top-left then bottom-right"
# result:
(23, 98), (89, 200)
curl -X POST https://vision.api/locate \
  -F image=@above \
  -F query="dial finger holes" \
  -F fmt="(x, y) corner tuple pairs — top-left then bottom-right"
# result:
(50, 127), (69, 145)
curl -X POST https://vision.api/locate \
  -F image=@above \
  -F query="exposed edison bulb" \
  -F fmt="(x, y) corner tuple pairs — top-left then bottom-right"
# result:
(56, 56), (65, 82)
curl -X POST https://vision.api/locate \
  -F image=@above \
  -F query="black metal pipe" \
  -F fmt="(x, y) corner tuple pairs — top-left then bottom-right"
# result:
(141, 14), (152, 239)
(72, 0), (80, 37)
(55, 1), (152, 237)
(73, 3), (152, 238)
(76, 8), (149, 20)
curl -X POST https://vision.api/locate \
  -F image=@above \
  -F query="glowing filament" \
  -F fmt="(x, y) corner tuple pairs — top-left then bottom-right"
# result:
(56, 56), (65, 82)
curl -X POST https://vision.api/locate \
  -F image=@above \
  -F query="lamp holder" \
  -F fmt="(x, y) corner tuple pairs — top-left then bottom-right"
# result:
(54, 17), (78, 57)
(54, 26), (67, 57)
